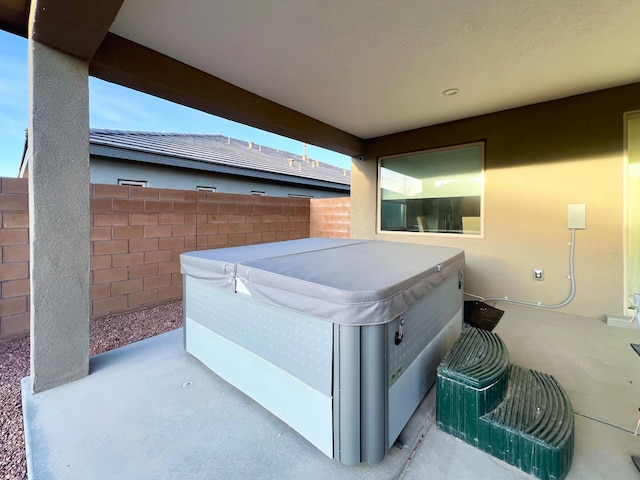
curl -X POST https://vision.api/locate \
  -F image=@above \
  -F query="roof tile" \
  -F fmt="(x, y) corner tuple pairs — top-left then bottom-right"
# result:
(90, 129), (350, 186)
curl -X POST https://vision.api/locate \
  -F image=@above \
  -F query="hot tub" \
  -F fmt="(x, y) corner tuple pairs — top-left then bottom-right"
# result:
(180, 238), (464, 465)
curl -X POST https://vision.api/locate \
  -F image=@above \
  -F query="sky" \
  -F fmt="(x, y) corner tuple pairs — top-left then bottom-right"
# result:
(0, 30), (351, 179)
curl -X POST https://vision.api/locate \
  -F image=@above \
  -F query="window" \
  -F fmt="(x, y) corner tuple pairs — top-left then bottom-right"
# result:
(379, 142), (484, 235)
(196, 186), (217, 192)
(118, 179), (147, 187)
(251, 191), (266, 196)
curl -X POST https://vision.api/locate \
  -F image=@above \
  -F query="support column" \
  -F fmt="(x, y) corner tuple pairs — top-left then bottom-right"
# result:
(28, 39), (90, 393)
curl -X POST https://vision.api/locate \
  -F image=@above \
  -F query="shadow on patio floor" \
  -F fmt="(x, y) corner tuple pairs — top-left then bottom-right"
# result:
(21, 304), (640, 479)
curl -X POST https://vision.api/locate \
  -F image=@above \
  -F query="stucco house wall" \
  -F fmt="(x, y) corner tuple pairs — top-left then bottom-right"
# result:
(351, 82), (640, 320)
(19, 130), (351, 200)
(90, 157), (346, 199)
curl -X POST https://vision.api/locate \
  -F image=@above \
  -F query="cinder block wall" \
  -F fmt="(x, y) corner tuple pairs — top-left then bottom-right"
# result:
(310, 196), (350, 238)
(90, 184), (310, 318)
(0, 178), (30, 341)
(1, 179), (338, 342)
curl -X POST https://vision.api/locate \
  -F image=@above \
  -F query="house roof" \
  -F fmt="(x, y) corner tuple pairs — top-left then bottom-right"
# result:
(2, 1), (639, 157)
(90, 129), (351, 189)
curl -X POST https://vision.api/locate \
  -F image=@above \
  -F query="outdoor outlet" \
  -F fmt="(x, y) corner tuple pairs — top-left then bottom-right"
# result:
(533, 269), (544, 281)
(568, 203), (586, 229)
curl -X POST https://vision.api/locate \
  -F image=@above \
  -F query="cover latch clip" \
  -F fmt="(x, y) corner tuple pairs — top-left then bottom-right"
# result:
(395, 317), (405, 345)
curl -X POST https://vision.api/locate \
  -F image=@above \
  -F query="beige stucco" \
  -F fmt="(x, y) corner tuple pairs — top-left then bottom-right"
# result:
(352, 83), (640, 319)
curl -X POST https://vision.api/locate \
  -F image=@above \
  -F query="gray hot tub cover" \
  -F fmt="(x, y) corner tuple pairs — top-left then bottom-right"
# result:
(181, 239), (464, 326)
(179, 238), (365, 290)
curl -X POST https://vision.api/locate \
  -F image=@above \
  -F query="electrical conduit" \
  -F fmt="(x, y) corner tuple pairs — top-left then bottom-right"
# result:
(466, 229), (577, 309)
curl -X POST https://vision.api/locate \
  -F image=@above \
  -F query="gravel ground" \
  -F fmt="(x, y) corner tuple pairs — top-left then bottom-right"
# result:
(0, 301), (183, 480)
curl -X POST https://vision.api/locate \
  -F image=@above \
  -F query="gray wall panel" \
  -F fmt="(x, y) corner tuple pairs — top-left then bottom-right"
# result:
(90, 158), (348, 198)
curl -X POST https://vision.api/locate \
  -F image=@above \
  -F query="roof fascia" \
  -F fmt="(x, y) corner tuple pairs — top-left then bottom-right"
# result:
(29, 0), (123, 61)
(90, 144), (350, 192)
(89, 33), (365, 158)
(0, 0), (29, 37)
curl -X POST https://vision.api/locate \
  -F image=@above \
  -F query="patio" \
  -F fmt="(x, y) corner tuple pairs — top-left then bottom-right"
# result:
(1, 3), (638, 478)
(22, 303), (640, 479)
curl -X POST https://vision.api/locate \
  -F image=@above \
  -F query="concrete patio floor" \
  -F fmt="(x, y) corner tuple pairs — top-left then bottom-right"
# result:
(22, 303), (640, 479)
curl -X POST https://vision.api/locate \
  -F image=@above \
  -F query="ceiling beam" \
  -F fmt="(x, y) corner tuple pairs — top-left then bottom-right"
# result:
(0, 0), (29, 37)
(29, 0), (123, 61)
(90, 33), (364, 158)
(3, 0), (364, 156)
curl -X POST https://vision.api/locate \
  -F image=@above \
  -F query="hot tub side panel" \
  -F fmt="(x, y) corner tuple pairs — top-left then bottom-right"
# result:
(386, 272), (463, 447)
(333, 271), (464, 466)
(184, 276), (335, 458)
(183, 259), (464, 466)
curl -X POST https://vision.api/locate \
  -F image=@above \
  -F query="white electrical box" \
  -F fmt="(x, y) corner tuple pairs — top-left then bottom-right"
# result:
(568, 203), (586, 229)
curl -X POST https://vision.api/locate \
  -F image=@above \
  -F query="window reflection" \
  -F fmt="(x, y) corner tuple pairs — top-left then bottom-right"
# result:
(379, 143), (484, 235)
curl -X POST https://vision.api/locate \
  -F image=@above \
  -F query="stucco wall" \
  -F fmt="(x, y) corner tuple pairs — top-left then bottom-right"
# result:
(90, 157), (349, 199)
(351, 82), (640, 319)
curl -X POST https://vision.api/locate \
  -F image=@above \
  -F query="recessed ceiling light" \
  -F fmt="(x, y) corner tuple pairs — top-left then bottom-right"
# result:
(442, 88), (460, 96)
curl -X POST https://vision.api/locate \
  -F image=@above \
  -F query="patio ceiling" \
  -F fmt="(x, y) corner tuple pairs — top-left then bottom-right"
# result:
(2, 0), (640, 157)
